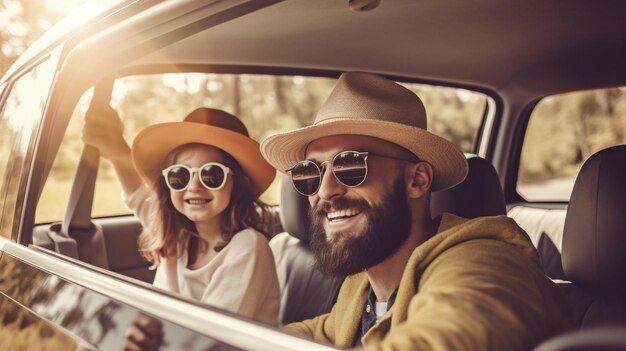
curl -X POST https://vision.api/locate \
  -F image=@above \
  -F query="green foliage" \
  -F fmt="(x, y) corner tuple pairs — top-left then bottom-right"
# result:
(0, 0), (81, 76)
(405, 84), (485, 151)
(519, 88), (626, 184)
(38, 73), (486, 222)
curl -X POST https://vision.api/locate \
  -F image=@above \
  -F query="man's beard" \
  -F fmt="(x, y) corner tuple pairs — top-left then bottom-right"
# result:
(308, 179), (411, 277)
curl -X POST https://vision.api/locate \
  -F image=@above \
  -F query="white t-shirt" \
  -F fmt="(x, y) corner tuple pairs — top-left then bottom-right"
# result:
(123, 185), (280, 326)
(374, 300), (388, 322)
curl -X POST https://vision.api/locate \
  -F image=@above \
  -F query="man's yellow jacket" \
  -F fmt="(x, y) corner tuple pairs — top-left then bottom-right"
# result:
(285, 214), (570, 350)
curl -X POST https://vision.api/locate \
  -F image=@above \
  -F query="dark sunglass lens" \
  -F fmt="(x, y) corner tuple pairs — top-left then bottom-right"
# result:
(200, 165), (226, 189)
(167, 166), (191, 190)
(291, 161), (321, 195)
(333, 152), (367, 186)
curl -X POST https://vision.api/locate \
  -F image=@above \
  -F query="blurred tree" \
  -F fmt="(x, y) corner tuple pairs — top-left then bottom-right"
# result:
(0, 0), (118, 76)
(38, 71), (499, 219)
(0, 0), (68, 75)
(519, 87), (626, 185)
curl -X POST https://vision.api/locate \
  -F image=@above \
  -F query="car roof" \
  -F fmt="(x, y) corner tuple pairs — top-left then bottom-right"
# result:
(7, 0), (625, 102)
(129, 0), (626, 100)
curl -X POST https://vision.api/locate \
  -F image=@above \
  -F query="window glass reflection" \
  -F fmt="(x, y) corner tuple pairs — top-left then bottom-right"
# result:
(0, 58), (56, 237)
(0, 254), (243, 350)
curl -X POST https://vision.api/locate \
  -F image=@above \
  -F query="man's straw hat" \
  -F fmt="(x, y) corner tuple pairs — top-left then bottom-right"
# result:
(133, 108), (275, 196)
(260, 71), (468, 191)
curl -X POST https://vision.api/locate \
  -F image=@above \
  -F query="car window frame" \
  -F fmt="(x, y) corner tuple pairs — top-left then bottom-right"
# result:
(27, 64), (499, 349)
(0, 50), (61, 241)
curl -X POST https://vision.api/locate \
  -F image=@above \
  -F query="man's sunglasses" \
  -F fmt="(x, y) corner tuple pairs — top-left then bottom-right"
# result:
(286, 150), (417, 196)
(161, 162), (231, 192)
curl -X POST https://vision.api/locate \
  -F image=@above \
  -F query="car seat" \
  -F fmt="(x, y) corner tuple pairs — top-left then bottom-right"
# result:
(430, 153), (506, 218)
(533, 145), (626, 350)
(557, 144), (626, 328)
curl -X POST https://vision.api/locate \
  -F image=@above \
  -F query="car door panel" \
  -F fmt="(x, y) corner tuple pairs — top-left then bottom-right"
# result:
(0, 243), (241, 350)
(0, 238), (334, 351)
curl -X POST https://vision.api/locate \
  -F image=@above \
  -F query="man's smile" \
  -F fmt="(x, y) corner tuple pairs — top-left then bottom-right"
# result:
(324, 209), (365, 233)
(326, 208), (361, 221)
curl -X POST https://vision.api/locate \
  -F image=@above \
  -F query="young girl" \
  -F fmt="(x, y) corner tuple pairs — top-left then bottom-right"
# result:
(84, 107), (280, 325)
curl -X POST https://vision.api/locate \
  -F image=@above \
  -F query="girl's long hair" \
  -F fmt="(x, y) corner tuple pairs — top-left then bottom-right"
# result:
(138, 144), (275, 267)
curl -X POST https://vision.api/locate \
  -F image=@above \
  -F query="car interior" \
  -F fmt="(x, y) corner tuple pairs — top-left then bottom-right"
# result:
(9, 0), (625, 349)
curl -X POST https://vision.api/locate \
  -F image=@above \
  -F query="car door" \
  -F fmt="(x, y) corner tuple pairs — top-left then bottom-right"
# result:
(0, 1), (340, 349)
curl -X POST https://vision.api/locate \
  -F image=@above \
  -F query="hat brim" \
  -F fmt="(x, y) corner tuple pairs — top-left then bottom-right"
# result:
(260, 119), (468, 192)
(133, 122), (275, 196)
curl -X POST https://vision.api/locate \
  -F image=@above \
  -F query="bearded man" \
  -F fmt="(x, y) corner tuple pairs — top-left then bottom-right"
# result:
(260, 71), (570, 350)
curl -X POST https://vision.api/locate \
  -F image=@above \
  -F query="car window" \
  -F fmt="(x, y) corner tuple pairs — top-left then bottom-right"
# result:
(0, 58), (56, 237)
(36, 73), (489, 222)
(517, 87), (626, 201)
(400, 83), (488, 153)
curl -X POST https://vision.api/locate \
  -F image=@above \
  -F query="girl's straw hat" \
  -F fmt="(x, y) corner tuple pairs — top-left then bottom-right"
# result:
(132, 108), (275, 196)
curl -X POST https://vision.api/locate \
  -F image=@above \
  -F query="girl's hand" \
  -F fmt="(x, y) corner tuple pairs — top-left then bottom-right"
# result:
(122, 313), (165, 351)
(82, 105), (131, 162)
(82, 105), (143, 195)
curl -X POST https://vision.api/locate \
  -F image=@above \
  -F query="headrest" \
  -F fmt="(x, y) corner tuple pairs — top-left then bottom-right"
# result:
(279, 174), (311, 244)
(562, 145), (626, 293)
(431, 154), (506, 219)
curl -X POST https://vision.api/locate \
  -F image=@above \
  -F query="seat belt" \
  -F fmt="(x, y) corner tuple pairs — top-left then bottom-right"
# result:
(48, 78), (114, 269)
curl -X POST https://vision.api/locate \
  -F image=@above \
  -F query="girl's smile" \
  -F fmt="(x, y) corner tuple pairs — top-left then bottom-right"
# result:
(184, 197), (212, 205)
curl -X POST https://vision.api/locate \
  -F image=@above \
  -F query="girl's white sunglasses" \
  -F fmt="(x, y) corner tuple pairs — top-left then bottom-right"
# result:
(161, 162), (232, 192)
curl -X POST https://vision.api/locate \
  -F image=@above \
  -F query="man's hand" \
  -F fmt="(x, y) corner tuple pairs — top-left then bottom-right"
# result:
(122, 313), (165, 351)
